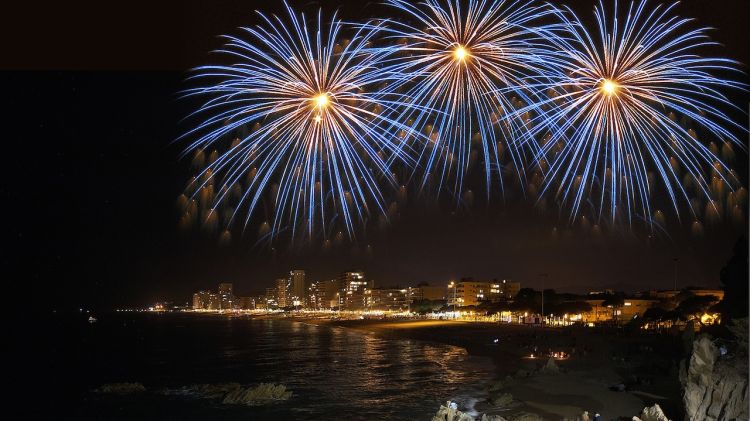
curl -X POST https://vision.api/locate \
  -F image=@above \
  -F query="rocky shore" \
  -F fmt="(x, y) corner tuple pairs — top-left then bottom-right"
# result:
(680, 319), (748, 421)
(430, 400), (671, 421)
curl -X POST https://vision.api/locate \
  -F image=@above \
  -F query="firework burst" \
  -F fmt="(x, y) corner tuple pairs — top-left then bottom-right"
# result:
(180, 3), (410, 244)
(524, 0), (746, 225)
(377, 0), (566, 199)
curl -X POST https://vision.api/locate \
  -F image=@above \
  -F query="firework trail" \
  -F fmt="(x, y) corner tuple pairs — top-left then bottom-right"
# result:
(521, 0), (746, 225)
(375, 0), (567, 199)
(180, 3), (411, 244)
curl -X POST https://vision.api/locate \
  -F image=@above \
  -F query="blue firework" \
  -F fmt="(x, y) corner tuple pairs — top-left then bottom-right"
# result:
(523, 0), (746, 224)
(375, 0), (567, 199)
(181, 3), (411, 244)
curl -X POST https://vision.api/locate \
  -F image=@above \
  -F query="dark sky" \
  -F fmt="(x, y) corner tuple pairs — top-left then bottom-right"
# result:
(4, 1), (749, 309)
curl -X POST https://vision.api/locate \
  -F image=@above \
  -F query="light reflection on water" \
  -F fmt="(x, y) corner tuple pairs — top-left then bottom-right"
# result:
(79, 315), (494, 420)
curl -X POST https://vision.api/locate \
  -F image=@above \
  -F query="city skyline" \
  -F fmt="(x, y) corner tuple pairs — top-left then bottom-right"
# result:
(167, 278), (727, 332)
(176, 265), (720, 311)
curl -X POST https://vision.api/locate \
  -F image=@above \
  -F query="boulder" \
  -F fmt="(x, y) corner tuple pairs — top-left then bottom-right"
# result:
(680, 325), (749, 421)
(540, 357), (560, 374)
(221, 383), (292, 406)
(563, 412), (590, 421)
(431, 402), (509, 421)
(94, 382), (146, 394)
(174, 382), (292, 406)
(632, 404), (670, 421)
(431, 401), (475, 421)
(488, 392), (513, 407)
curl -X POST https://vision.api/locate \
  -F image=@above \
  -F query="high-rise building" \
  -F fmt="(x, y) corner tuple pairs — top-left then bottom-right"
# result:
(192, 291), (211, 309)
(217, 282), (235, 310)
(276, 278), (291, 308)
(238, 296), (255, 310)
(289, 270), (306, 306)
(264, 287), (278, 309)
(324, 279), (343, 309)
(254, 295), (268, 310)
(454, 279), (491, 307)
(340, 271), (370, 310)
(307, 280), (327, 310)
(207, 293), (220, 310)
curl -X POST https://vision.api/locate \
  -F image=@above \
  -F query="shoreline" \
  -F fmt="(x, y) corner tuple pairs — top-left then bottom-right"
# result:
(269, 315), (684, 420)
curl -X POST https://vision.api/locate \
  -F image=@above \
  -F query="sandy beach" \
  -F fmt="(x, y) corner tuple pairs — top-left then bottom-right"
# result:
(287, 317), (684, 420)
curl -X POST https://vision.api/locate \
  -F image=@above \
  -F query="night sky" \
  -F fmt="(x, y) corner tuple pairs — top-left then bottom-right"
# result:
(5, 0), (749, 309)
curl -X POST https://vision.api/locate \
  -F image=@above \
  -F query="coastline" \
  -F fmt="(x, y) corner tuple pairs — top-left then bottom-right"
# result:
(265, 315), (684, 420)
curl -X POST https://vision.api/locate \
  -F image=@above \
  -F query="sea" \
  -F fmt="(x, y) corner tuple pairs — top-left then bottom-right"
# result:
(45, 313), (495, 420)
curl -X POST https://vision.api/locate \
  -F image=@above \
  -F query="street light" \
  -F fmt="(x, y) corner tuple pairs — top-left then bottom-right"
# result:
(448, 280), (457, 318)
(538, 273), (548, 326)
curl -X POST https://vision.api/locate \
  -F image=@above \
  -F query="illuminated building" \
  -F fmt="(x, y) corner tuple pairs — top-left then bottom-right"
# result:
(254, 295), (268, 310)
(218, 282), (235, 310)
(276, 278), (291, 308)
(218, 282), (233, 295)
(454, 279), (491, 307)
(238, 296), (255, 310)
(307, 281), (322, 310)
(264, 287), (278, 309)
(192, 290), (211, 310)
(489, 279), (521, 301)
(366, 288), (409, 311)
(324, 279), (343, 309)
(308, 280), (336, 310)
(582, 300), (612, 323)
(340, 271), (371, 310)
(618, 299), (659, 321)
(409, 285), (446, 301)
(207, 293), (220, 310)
(583, 298), (658, 324)
(290, 270), (306, 307)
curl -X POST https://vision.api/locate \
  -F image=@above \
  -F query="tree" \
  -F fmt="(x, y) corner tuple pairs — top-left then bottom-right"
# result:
(411, 299), (445, 314)
(719, 237), (749, 319)
(551, 301), (593, 316)
(515, 288), (539, 303)
(676, 295), (720, 324)
(514, 288), (543, 313)
(642, 307), (668, 321)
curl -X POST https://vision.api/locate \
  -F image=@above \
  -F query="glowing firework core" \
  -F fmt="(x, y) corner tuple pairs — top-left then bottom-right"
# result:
(600, 79), (619, 96)
(314, 93), (330, 108)
(453, 45), (468, 62)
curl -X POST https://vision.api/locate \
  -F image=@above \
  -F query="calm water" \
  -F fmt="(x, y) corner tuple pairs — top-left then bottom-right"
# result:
(52, 313), (494, 420)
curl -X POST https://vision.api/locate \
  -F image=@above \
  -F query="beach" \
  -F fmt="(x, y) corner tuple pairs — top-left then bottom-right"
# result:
(291, 317), (685, 420)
